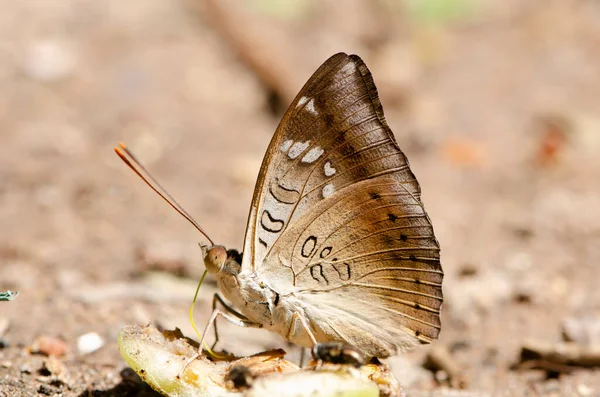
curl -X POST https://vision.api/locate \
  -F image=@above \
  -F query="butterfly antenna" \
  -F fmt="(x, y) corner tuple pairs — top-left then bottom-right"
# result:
(115, 142), (215, 246)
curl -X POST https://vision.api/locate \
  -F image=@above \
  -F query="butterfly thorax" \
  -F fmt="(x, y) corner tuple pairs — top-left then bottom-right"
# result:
(204, 246), (279, 326)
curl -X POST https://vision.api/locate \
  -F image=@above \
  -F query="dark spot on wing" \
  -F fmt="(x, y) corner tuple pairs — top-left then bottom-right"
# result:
(324, 113), (335, 128)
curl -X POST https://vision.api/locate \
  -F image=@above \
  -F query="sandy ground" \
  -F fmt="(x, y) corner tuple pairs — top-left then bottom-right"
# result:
(1, 1), (600, 396)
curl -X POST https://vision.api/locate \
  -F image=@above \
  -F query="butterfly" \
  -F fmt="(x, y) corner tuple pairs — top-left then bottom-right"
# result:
(117, 52), (443, 359)
(201, 52), (443, 358)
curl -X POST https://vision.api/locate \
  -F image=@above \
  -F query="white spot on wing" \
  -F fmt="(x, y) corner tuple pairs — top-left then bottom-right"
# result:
(322, 184), (334, 198)
(288, 141), (310, 159)
(305, 98), (318, 115)
(281, 139), (293, 152)
(297, 96), (309, 108)
(301, 146), (324, 163)
(324, 161), (336, 176)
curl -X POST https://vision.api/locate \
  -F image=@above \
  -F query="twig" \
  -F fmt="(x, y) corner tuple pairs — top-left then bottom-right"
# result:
(187, 0), (301, 106)
(519, 340), (600, 367)
(424, 345), (468, 388)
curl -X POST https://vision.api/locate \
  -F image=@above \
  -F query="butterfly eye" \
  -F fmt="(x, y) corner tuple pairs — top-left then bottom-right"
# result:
(204, 246), (227, 274)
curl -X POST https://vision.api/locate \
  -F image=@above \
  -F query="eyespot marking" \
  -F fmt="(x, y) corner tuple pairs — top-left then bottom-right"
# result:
(261, 210), (284, 233)
(310, 264), (328, 285)
(301, 236), (317, 258)
(269, 178), (300, 204)
(388, 213), (397, 222)
(319, 246), (332, 258)
(400, 234), (407, 241)
(332, 262), (351, 281)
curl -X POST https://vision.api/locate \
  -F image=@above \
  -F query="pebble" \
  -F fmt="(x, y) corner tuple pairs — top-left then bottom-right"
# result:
(577, 384), (594, 397)
(42, 356), (66, 377)
(23, 39), (76, 82)
(77, 332), (104, 355)
(562, 316), (600, 345)
(31, 336), (68, 357)
(445, 269), (513, 326)
(37, 384), (56, 396)
(388, 355), (433, 388)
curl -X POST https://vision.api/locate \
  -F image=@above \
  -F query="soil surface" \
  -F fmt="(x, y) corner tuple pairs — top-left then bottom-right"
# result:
(1, 1), (600, 396)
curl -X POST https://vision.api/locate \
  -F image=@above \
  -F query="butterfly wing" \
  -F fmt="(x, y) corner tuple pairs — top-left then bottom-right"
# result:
(240, 53), (442, 356)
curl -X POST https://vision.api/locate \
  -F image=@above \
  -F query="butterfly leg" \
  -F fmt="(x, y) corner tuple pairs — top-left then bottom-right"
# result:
(200, 308), (262, 353)
(288, 311), (318, 345)
(211, 293), (248, 349)
(178, 308), (262, 378)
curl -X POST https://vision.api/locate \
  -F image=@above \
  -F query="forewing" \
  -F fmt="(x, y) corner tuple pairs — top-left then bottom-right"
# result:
(242, 53), (420, 271)
(241, 53), (442, 352)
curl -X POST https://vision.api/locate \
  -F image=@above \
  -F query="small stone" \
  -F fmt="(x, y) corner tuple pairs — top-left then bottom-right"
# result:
(389, 355), (433, 387)
(42, 356), (65, 377)
(24, 39), (76, 82)
(37, 384), (55, 396)
(445, 269), (513, 326)
(31, 336), (68, 357)
(562, 316), (600, 345)
(38, 356), (68, 387)
(77, 332), (104, 355)
(577, 384), (594, 397)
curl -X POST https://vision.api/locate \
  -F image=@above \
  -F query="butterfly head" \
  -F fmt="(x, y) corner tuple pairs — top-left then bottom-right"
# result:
(203, 245), (228, 274)
(203, 245), (242, 275)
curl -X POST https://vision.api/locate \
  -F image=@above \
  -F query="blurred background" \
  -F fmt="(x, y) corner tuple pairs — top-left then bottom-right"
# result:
(1, 0), (599, 395)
